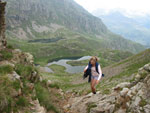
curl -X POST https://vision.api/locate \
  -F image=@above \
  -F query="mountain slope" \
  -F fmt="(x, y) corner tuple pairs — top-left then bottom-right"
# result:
(5, 0), (107, 37)
(93, 10), (150, 47)
(103, 49), (150, 79)
(69, 48), (150, 95)
(67, 62), (150, 113)
(4, 0), (145, 64)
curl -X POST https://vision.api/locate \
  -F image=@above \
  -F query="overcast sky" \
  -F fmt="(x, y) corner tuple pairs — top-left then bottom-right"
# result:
(74, 0), (150, 16)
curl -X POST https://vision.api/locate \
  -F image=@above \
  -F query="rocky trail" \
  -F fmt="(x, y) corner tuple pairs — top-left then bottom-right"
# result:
(62, 63), (150, 113)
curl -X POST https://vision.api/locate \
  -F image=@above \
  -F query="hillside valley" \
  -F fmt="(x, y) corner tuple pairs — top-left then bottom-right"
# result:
(3, 0), (145, 65)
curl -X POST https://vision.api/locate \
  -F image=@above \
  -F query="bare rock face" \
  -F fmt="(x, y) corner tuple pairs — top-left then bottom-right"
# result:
(0, 1), (7, 49)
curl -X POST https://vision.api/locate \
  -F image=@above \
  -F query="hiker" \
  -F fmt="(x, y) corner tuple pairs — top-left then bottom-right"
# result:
(84, 56), (102, 94)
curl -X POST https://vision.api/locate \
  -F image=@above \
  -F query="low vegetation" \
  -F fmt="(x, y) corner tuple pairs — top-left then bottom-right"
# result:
(0, 65), (13, 75)
(7, 27), (136, 66)
(15, 64), (36, 78)
(110, 49), (150, 81)
(0, 74), (30, 112)
(0, 50), (13, 61)
(35, 83), (59, 113)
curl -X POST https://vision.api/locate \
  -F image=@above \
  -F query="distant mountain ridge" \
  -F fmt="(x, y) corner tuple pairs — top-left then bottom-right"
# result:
(5, 0), (107, 36)
(93, 9), (150, 47)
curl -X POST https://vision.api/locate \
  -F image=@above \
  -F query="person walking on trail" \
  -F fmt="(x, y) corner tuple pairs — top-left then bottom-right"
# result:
(84, 56), (102, 94)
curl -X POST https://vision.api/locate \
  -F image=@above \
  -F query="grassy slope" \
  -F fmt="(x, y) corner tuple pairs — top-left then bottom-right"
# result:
(40, 64), (90, 95)
(7, 29), (101, 65)
(7, 27), (142, 66)
(40, 49), (150, 96)
(67, 50), (133, 67)
(97, 49), (150, 94)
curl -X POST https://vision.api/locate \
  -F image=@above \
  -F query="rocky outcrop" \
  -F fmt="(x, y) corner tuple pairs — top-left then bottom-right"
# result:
(0, 0), (7, 49)
(66, 63), (150, 113)
(0, 2), (47, 112)
(0, 48), (43, 112)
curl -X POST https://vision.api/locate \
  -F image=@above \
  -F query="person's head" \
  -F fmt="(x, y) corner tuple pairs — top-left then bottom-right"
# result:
(90, 56), (99, 65)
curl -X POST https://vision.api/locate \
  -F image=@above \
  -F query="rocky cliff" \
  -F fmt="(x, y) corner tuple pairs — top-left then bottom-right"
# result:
(66, 63), (150, 113)
(0, 0), (7, 49)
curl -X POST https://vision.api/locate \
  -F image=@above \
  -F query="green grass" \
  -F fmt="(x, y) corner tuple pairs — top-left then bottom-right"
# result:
(110, 56), (150, 82)
(0, 75), (30, 112)
(61, 49), (132, 68)
(0, 76), (14, 113)
(0, 65), (13, 75)
(66, 60), (89, 66)
(0, 50), (13, 60)
(7, 27), (138, 66)
(112, 49), (150, 67)
(49, 83), (60, 89)
(15, 64), (35, 78)
(49, 64), (66, 73)
(16, 96), (29, 107)
(41, 64), (90, 93)
(7, 31), (97, 66)
(35, 83), (59, 113)
(12, 80), (21, 91)
(98, 50), (133, 62)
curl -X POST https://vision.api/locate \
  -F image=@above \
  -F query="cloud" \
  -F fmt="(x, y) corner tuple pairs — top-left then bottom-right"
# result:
(74, 0), (150, 16)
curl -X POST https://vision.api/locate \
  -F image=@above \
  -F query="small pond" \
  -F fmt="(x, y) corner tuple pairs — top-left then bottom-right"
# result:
(28, 37), (64, 43)
(46, 56), (91, 73)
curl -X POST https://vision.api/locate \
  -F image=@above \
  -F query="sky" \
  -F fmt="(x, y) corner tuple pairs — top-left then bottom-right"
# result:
(74, 0), (150, 16)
